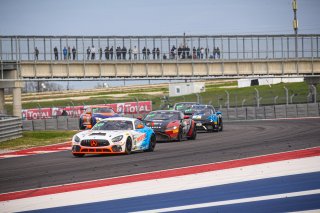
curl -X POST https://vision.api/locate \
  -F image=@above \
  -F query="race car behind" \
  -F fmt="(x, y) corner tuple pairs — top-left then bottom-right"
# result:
(187, 104), (223, 132)
(79, 106), (118, 129)
(143, 110), (197, 142)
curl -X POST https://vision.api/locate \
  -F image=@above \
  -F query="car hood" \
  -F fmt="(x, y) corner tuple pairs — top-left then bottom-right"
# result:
(92, 113), (117, 118)
(76, 130), (129, 140)
(144, 120), (179, 130)
(192, 113), (208, 120)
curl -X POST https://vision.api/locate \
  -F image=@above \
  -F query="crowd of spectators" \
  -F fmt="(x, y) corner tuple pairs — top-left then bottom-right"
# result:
(33, 45), (221, 61)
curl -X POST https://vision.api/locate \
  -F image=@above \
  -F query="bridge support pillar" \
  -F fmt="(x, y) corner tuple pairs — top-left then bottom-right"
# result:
(12, 87), (22, 118)
(304, 76), (320, 103)
(0, 80), (24, 118)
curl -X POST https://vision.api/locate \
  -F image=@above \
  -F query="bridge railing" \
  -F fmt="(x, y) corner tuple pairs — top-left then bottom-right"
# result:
(0, 35), (319, 62)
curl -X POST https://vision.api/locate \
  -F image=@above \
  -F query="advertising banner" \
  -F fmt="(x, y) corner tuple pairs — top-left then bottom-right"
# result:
(22, 101), (152, 120)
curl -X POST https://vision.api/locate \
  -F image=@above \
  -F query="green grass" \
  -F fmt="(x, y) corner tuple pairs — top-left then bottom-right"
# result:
(4, 81), (320, 114)
(0, 131), (76, 151)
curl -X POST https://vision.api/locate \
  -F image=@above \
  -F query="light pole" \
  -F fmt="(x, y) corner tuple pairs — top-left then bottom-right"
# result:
(292, 0), (298, 58)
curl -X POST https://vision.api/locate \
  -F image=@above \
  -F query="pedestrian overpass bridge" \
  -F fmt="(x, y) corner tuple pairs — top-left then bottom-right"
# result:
(1, 34), (320, 117)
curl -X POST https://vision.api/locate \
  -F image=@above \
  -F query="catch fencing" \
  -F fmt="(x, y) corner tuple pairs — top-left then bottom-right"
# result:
(221, 103), (320, 120)
(21, 103), (320, 131)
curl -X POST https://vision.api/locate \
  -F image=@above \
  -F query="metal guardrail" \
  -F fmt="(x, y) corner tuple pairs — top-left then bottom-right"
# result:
(0, 115), (22, 142)
(1, 34), (319, 62)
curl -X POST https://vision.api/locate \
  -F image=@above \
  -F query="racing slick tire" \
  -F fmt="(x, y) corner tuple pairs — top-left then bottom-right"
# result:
(79, 120), (86, 130)
(177, 127), (183, 142)
(146, 134), (156, 152)
(188, 126), (197, 140)
(73, 153), (85, 157)
(219, 119), (223, 131)
(125, 137), (132, 155)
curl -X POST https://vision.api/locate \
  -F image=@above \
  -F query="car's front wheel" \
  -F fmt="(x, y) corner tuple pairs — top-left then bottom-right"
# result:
(146, 134), (156, 152)
(188, 126), (197, 140)
(219, 119), (223, 131)
(125, 137), (132, 154)
(177, 127), (183, 142)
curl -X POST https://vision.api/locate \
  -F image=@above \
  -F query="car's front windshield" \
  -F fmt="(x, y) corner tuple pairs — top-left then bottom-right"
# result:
(92, 108), (114, 113)
(92, 120), (133, 130)
(174, 103), (194, 111)
(145, 111), (180, 121)
(188, 106), (212, 115)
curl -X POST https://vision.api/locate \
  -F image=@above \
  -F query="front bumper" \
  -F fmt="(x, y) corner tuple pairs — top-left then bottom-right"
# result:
(153, 131), (177, 141)
(72, 139), (125, 154)
(194, 120), (217, 131)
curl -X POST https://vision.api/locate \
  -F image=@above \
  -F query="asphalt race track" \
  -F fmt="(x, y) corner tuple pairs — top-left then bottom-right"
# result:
(0, 118), (319, 195)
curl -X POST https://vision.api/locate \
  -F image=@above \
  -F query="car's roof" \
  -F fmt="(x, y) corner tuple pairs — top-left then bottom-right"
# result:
(101, 117), (136, 122)
(192, 104), (214, 108)
(87, 105), (113, 109)
(150, 110), (181, 113)
(174, 102), (198, 105)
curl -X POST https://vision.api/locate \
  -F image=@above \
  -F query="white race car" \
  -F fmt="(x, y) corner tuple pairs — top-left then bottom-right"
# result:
(71, 117), (156, 157)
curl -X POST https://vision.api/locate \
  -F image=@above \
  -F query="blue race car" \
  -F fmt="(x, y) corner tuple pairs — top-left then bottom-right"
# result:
(185, 104), (223, 132)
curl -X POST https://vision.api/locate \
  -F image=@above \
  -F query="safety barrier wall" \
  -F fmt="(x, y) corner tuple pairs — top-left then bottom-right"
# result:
(0, 116), (22, 142)
(22, 116), (79, 131)
(20, 103), (320, 131)
(221, 103), (320, 121)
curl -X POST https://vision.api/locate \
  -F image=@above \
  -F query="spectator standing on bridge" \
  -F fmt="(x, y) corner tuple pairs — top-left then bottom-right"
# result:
(122, 46), (127, 60)
(197, 47), (200, 59)
(68, 46), (71, 60)
(133, 46), (138, 60)
(110, 46), (114, 60)
(34, 47), (39, 60)
(200, 47), (204, 59)
(86, 46), (91, 60)
(128, 48), (132, 60)
(205, 47), (209, 59)
(63, 47), (67, 60)
(104, 47), (109, 60)
(152, 48), (156, 60)
(178, 46), (182, 59)
(54, 47), (58, 60)
(156, 48), (160, 60)
(99, 48), (103, 60)
(147, 48), (151, 60)
(91, 46), (96, 60)
(72, 46), (76, 60)
(142, 47), (146, 60)
(216, 47), (221, 59)
(192, 47), (196, 59)
(186, 46), (190, 58)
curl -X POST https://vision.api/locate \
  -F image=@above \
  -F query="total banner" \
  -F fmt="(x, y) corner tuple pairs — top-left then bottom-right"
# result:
(22, 101), (152, 120)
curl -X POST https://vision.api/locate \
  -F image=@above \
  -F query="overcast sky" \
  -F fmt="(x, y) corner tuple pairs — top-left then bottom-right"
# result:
(1, 0), (320, 36)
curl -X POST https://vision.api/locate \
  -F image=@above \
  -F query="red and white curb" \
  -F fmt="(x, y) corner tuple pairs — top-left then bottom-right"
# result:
(0, 146), (319, 212)
(0, 142), (71, 159)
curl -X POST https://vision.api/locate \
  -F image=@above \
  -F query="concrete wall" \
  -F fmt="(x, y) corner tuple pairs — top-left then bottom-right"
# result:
(222, 103), (319, 121)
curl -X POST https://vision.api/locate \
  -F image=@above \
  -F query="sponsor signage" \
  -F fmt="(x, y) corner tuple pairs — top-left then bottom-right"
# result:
(22, 101), (152, 120)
